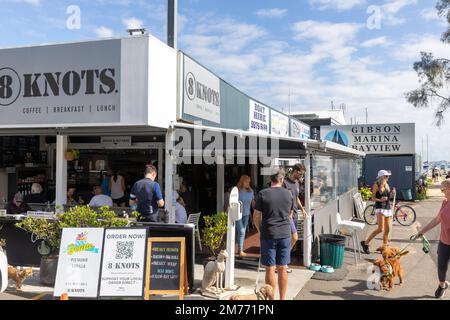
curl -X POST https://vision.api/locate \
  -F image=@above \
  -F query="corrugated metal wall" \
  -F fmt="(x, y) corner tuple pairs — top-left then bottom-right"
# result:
(363, 155), (415, 200)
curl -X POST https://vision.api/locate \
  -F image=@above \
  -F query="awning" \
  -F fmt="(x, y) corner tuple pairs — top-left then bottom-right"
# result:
(171, 122), (365, 158)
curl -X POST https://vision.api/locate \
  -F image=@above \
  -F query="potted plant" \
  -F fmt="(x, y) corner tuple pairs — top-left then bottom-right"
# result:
(16, 206), (128, 286)
(359, 186), (373, 208)
(65, 149), (80, 161)
(201, 212), (228, 267)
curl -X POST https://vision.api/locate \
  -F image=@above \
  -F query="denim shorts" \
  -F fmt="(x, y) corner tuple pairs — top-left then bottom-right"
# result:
(290, 217), (297, 234)
(260, 237), (291, 267)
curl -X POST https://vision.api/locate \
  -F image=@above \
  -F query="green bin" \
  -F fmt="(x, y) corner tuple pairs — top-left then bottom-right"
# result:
(319, 234), (346, 269)
(401, 189), (413, 201)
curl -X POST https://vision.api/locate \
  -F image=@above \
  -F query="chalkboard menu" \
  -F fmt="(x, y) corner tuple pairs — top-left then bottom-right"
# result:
(145, 237), (187, 300)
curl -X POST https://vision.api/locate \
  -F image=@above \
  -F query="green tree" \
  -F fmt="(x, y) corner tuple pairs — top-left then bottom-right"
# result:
(406, 1), (450, 126)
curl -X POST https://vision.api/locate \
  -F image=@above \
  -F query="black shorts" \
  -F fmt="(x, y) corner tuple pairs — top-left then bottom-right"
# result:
(112, 195), (127, 205)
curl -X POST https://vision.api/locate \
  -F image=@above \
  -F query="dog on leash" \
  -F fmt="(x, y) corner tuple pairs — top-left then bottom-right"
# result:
(229, 284), (275, 300)
(373, 245), (409, 291)
(8, 266), (33, 290)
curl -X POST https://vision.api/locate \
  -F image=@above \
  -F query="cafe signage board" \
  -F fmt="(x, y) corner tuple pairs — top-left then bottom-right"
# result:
(0, 39), (121, 126)
(145, 237), (188, 300)
(270, 109), (289, 137)
(54, 228), (104, 298)
(291, 119), (311, 140)
(321, 123), (415, 155)
(100, 136), (132, 148)
(99, 228), (148, 298)
(249, 100), (270, 134)
(183, 55), (221, 124)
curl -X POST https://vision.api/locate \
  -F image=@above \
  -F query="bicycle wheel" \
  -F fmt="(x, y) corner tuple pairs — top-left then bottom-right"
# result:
(395, 205), (416, 226)
(363, 204), (377, 225)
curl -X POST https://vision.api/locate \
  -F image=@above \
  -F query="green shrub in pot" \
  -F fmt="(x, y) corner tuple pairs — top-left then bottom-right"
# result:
(15, 206), (129, 286)
(201, 212), (228, 258)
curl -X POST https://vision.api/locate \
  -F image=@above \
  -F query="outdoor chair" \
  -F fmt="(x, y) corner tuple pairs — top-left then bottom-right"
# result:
(335, 212), (366, 265)
(187, 212), (202, 252)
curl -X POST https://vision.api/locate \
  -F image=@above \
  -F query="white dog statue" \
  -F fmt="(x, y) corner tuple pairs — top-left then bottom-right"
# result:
(202, 250), (228, 294)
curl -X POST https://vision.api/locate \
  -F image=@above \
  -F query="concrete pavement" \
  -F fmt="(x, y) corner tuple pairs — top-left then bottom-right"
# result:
(295, 183), (449, 300)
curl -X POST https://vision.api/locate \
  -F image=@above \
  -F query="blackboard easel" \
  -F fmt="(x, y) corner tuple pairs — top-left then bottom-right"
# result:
(144, 237), (188, 300)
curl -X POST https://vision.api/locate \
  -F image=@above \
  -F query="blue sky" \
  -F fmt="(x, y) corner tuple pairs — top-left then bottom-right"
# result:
(0, 0), (449, 161)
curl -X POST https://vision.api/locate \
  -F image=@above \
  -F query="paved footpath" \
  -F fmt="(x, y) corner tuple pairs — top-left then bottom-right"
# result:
(295, 183), (449, 300)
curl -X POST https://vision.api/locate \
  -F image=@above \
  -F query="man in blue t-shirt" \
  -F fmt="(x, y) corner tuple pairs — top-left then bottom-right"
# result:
(129, 165), (165, 222)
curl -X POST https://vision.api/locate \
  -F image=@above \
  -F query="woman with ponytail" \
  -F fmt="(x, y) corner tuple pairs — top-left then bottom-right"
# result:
(361, 170), (396, 254)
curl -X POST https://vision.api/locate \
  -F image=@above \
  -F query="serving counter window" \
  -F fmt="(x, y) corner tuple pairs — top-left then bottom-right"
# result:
(311, 155), (336, 212)
(335, 157), (361, 197)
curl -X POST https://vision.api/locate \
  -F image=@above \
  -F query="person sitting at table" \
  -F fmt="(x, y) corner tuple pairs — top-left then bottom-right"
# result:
(175, 192), (188, 224)
(24, 183), (48, 204)
(5, 193), (31, 215)
(88, 185), (113, 208)
(66, 186), (78, 206)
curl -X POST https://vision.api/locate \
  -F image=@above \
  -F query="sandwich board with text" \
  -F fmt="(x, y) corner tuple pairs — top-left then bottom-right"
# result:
(99, 228), (148, 298)
(53, 228), (104, 298)
(145, 237), (188, 300)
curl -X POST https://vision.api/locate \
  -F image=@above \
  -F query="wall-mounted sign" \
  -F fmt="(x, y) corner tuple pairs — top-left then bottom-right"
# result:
(183, 55), (221, 124)
(405, 166), (413, 172)
(99, 228), (148, 298)
(0, 40), (121, 126)
(101, 136), (132, 148)
(291, 119), (311, 140)
(270, 110), (289, 137)
(321, 123), (415, 155)
(54, 228), (104, 298)
(249, 100), (269, 134)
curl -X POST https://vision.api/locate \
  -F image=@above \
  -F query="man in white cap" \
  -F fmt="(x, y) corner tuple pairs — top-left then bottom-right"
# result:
(361, 170), (396, 254)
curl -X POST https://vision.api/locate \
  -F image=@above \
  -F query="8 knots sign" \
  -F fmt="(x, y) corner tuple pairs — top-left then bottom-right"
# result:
(0, 39), (121, 126)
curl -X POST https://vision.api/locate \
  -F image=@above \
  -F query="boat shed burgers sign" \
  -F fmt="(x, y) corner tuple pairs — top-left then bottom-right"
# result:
(321, 123), (415, 155)
(0, 39), (122, 126)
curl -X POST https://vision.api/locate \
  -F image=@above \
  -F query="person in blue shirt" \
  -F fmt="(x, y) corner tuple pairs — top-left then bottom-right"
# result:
(236, 175), (255, 258)
(129, 165), (165, 222)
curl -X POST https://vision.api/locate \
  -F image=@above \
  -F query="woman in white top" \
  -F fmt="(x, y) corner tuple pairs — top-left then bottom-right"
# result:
(110, 169), (126, 207)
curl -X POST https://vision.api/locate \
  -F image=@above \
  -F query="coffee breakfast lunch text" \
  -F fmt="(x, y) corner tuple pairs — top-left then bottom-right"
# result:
(22, 104), (116, 114)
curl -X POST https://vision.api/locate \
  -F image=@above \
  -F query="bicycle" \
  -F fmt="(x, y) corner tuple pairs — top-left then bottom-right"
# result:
(363, 201), (416, 226)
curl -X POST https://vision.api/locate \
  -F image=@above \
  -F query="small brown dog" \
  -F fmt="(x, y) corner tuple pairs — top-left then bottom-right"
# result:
(374, 245), (409, 290)
(8, 266), (33, 290)
(229, 284), (275, 300)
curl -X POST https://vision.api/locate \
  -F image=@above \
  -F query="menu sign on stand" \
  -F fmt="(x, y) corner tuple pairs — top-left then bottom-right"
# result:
(53, 228), (104, 298)
(99, 228), (148, 298)
(145, 237), (188, 300)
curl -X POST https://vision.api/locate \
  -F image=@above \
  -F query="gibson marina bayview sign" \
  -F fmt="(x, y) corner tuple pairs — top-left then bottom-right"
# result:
(321, 123), (415, 155)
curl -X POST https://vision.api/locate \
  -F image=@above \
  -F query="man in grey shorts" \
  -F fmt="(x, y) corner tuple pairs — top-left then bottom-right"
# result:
(254, 167), (293, 300)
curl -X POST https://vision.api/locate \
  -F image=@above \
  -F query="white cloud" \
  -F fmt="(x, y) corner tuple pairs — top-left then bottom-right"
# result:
(361, 36), (389, 48)
(95, 26), (115, 38)
(309, 0), (365, 11)
(420, 7), (448, 26)
(255, 8), (287, 19)
(291, 20), (362, 62)
(381, 0), (418, 26)
(392, 34), (450, 61)
(179, 14), (450, 160)
(5, 0), (41, 5)
(122, 17), (144, 30)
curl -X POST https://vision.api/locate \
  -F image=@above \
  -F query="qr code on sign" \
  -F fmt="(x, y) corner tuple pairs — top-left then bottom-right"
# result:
(116, 241), (134, 259)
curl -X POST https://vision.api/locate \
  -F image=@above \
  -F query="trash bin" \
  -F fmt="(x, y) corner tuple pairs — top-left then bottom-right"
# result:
(319, 234), (346, 269)
(401, 189), (413, 201)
